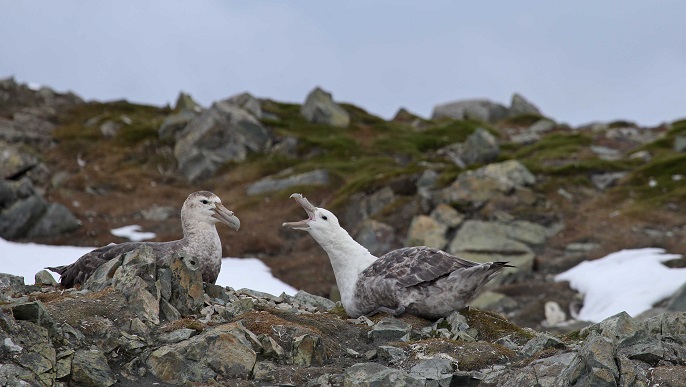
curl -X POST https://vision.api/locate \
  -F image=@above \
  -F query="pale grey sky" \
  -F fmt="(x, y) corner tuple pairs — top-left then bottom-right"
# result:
(1, 1), (684, 126)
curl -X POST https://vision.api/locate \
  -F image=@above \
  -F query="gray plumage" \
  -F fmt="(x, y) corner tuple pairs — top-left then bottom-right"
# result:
(283, 193), (511, 319)
(48, 191), (240, 287)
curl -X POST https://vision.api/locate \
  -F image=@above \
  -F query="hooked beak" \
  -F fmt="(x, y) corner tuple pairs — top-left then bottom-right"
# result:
(212, 203), (240, 230)
(282, 193), (316, 230)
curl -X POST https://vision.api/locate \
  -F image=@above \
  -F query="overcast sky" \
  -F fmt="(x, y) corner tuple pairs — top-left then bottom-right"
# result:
(1, 1), (684, 126)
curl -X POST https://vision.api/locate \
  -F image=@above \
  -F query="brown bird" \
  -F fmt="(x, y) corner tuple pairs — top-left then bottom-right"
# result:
(48, 191), (240, 287)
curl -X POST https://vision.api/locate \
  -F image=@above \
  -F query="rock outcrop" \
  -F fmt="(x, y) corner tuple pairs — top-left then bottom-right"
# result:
(300, 87), (350, 128)
(173, 100), (273, 181)
(3, 255), (685, 386)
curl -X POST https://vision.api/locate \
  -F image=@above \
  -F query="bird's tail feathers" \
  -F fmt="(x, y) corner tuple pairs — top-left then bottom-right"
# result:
(46, 265), (69, 275)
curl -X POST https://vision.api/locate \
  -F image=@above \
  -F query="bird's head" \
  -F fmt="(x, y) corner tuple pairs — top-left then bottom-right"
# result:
(282, 193), (341, 238)
(182, 191), (240, 230)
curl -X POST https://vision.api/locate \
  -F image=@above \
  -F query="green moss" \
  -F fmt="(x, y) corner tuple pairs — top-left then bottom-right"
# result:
(462, 308), (534, 345)
(509, 133), (592, 165)
(500, 113), (546, 127)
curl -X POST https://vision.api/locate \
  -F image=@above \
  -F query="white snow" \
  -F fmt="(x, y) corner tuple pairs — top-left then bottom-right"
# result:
(556, 248), (686, 323)
(110, 225), (156, 241)
(0, 237), (296, 296)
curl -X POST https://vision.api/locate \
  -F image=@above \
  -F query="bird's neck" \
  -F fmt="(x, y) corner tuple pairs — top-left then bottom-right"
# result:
(182, 222), (222, 278)
(311, 227), (377, 306)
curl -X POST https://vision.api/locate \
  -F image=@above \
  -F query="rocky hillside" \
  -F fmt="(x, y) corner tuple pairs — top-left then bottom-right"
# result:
(2, 77), (686, 385)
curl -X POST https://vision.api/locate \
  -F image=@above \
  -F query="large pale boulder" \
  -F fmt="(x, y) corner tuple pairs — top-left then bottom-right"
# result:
(174, 100), (272, 181)
(300, 87), (350, 127)
(432, 99), (509, 123)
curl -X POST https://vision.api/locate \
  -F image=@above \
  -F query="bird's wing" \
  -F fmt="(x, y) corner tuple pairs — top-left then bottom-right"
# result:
(362, 246), (481, 288)
(47, 241), (152, 287)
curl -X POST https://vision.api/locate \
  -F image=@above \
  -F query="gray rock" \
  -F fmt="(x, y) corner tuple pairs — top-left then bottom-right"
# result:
(343, 362), (424, 387)
(565, 242), (600, 254)
(174, 100), (272, 181)
(167, 252), (204, 316)
(667, 282), (686, 311)
(461, 127), (500, 165)
(405, 215), (447, 249)
(354, 219), (396, 257)
(71, 349), (116, 387)
(99, 120), (120, 137)
(432, 99), (509, 123)
(642, 312), (686, 345)
(158, 110), (197, 141)
(82, 255), (124, 292)
(449, 220), (533, 256)
(300, 87), (350, 127)
(147, 322), (257, 384)
(259, 334), (286, 360)
(409, 358), (454, 380)
(10, 301), (57, 333)
(174, 92), (202, 113)
(293, 290), (336, 311)
(377, 345), (408, 365)
(675, 136), (686, 152)
(292, 334), (325, 366)
(509, 93), (542, 116)
(581, 311), (640, 345)
(521, 333), (566, 357)
(0, 273), (25, 296)
(434, 160), (535, 207)
(557, 333), (618, 386)
(468, 290), (518, 313)
(529, 118), (556, 134)
(369, 318), (412, 342)
(0, 194), (47, 239)
(591, 145), (622, 160)
(591, 172), (628, 190)
(33, 270), (57, 286)
(247, 169), (330, 196)
(26, 203), (80, 238)
(0, 319), (56, 386)
(0, 141), (38, 179)
(225, 92), (263, 119)
(110, 246), (160, 324)
(500, 352), (575, 387)
(430, 204), (464, 228)
(159, 328), (196, 344)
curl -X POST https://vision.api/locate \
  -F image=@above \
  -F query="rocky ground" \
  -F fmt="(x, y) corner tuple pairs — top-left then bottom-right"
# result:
(2, 77), (686, 385)
(2, 248), (686, 386)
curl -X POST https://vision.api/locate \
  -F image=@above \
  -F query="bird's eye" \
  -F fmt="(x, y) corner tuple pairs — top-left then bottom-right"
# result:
(322, 215), (328, 220)
(201, 200), (209, 205)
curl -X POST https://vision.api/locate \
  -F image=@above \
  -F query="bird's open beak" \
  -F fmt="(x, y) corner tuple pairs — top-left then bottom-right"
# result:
(282, 193), (316, 230)
(212, 203), (240, 230)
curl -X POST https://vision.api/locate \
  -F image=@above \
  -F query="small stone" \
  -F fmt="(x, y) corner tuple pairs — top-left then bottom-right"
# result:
(409, 358), (454, 380)
(521, 333), (566, 357)
(292, 334), (325, 366)
(293, 290), (336, 311)
(159, 328), (196, 344)
(34, 270), (57, 286)
(376, 345), (407, 365)
(369, 318), (412, 342)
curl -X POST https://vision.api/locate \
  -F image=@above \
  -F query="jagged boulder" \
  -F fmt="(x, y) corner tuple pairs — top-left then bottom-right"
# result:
(432, 98), (509, 123)
(246, 169), (330, 196)
(173, 100), (273, 181)
(0, 178), (80, 240)
(226, 92), (263, 119)
(147, 322), (257, 384)
(509, 93), (542, 116)
(300, 87), (350, 128)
